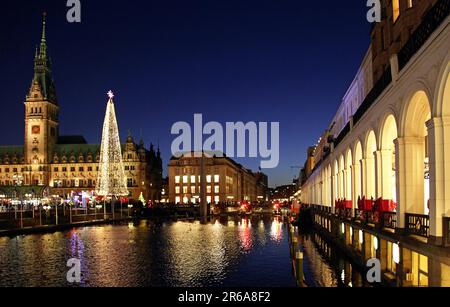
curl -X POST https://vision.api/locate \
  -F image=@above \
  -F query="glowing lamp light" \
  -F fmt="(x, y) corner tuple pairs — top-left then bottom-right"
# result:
(359, 230), (364, 244)
(341, 223), (345, 234)
(350, 226), (353, 238)
(393, 243), (400, 264)
(374, 237), (379, 250)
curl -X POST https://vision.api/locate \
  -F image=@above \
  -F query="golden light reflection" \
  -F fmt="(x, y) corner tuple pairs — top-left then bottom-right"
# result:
(270, 218), (283, 242)
(166, 220), (228, 286)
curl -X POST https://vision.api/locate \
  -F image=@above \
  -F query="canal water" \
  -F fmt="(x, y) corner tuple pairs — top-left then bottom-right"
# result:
(0, 216), (365, 287)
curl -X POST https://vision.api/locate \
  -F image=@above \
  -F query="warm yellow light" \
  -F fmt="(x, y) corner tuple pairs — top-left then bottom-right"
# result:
(393, 0), (400, 22)
(393, 243), (400, 264)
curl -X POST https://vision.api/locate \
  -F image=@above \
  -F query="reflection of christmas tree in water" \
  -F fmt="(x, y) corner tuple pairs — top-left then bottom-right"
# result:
(96, 91), (129, 198)
(139, 192), (146, 205)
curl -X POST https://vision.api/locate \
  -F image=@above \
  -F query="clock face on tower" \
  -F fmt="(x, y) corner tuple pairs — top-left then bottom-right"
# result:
(32, 126), (40, 134)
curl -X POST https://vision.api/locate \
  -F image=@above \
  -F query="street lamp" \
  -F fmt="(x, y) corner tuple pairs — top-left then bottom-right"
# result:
(13, 174), (23, 227)
(53, 196), (60, 225)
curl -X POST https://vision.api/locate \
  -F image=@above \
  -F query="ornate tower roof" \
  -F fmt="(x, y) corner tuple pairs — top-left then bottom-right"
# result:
(27, 13), (58, 104)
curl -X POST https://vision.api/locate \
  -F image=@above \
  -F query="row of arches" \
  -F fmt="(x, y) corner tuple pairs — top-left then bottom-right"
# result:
(302, 55), (450, 239)
(309, 89), (431, 216)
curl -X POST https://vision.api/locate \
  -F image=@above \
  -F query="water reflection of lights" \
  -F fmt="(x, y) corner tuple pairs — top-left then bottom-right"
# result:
(239, 220), (253, 252)
(240, 219), (251, 229)
(0, 218), (299, 287)
(69, 230), (85, 261)
(214, 219), (221, 228)
(166, 220), (228, 286)
(270, 218), (283, 241)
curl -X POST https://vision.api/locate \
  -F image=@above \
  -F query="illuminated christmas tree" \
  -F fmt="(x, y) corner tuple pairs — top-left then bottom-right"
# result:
(95, 91), (129, 198)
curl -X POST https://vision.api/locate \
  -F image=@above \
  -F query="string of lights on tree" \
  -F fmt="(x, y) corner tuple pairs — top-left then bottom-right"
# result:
(95, 91), (129, 198)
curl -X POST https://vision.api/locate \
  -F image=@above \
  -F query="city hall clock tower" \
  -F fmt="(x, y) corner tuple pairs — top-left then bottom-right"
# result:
(24, 13), (59, 173)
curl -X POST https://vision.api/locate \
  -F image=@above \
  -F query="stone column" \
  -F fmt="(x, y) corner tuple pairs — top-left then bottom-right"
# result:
(426, 117), (450, 244)
(395, 137), (425, 230)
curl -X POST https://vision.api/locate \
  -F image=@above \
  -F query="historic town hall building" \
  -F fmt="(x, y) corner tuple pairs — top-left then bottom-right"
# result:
(0, 16), (163, 202)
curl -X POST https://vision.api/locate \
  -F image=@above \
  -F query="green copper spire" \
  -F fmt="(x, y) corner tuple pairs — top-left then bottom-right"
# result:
(39, 12), (47, 58)
(28, 12), (58, 105)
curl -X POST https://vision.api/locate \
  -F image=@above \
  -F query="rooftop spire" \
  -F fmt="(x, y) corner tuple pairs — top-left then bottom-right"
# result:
(39, 12), (47, 58)
(29, 12), (57, 104)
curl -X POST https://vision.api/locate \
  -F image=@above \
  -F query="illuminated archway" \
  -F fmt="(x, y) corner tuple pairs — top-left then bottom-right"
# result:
(442, 71), (450, 116)
(345, 148), (353, 201)
(328, 164), (333, 206)
(399, 90), (431, 215)
(428, 63), (450, 239)
(354, 141), (363, 200)
(324, 164), (332, 206)
(365, 130), (377, 199)
(434, 61), (450, 117)
(333, 160), (339, 206)
(339, 155), (345, 200)
(379, 114), (398, 203)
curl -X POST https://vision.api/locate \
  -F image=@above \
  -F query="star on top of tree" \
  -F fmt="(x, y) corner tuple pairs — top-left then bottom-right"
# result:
(107, 90), (114, 99)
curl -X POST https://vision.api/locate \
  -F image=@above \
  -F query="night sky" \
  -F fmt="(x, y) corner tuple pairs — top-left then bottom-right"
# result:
(0, 0), (371, 187)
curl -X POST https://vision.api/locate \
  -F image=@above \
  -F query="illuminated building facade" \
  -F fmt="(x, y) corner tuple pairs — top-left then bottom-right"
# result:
(0, 16), (163, 202)
(300, 0), (450, 286)
(168, 152), (268, 204)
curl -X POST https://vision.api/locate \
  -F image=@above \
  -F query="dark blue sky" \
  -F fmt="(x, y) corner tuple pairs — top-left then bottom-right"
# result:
(0, 0), (371, 187)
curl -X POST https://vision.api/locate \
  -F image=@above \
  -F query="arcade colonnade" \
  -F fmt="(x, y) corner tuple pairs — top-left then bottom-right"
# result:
(301, 19), (450, 242)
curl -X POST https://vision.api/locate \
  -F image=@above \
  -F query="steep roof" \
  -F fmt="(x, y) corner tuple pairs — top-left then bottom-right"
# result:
(53, 144), (100, 155)
(57, 135), (87, 145)
(0, 146), (24, 156)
